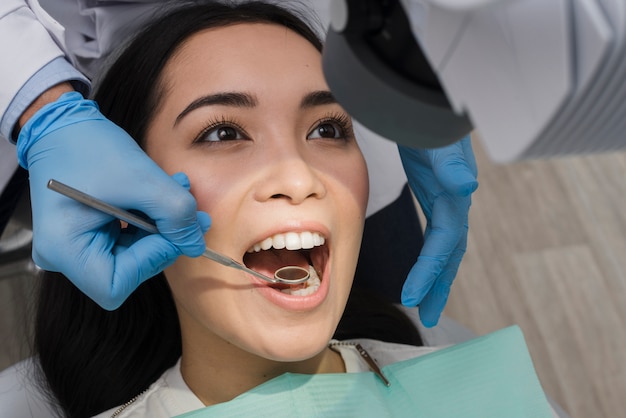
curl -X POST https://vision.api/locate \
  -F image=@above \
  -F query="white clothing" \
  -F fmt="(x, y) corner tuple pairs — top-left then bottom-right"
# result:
(93, 340), (440, 418)
(0, 0), (66, 129)
(0, 0), (406, 216)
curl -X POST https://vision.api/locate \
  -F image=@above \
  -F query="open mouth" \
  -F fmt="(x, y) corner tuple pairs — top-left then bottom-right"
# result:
(243, 231), (329, 296)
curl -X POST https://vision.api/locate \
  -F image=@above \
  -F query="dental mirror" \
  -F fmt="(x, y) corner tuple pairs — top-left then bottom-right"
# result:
(274, 266), (310, 283)
(47, 179), (311, 285)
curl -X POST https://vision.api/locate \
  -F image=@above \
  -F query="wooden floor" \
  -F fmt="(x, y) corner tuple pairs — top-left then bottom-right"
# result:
(441, 135), (626, 418)
(1, 135), (624, 417)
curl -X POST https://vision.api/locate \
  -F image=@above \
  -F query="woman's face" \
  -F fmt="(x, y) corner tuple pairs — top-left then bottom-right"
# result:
(144, 23), (369, 362)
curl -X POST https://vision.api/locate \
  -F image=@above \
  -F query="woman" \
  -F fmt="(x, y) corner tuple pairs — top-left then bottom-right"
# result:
(33, 2), (551, 417)
(34, 2), (421, 416)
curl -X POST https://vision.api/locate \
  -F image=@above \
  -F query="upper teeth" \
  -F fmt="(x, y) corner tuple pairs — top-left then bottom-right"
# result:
(247, 231), (325, 253)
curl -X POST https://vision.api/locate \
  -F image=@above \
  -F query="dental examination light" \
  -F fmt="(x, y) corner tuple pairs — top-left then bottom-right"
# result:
(323, 0), (626, 162)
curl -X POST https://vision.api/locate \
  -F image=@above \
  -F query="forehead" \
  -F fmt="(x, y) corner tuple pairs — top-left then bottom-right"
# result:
(161, 22), (324, 93)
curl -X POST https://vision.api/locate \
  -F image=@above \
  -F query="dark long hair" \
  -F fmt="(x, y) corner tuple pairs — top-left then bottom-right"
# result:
(34, 2), (419, 417)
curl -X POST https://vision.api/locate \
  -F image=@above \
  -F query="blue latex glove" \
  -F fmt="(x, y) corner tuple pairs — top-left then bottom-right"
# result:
(17, 92), (211, 310)
(398, 136), (478, 327)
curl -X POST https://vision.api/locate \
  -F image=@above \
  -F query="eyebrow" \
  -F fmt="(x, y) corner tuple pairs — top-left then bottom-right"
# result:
(174, 92), (258, 126)
(300, 90), (337, 108)
(174, 90), (338, 126)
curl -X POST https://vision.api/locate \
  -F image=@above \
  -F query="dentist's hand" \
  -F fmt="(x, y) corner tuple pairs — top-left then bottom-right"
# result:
(18, 91), (211, 310)
(398, 136), (477, 327)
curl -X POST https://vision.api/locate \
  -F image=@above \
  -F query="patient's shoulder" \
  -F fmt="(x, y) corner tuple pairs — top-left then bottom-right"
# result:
(0, 358), (57, 418)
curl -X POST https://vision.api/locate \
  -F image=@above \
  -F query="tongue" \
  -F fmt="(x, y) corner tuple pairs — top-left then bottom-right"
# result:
(244, 249), (310, 277)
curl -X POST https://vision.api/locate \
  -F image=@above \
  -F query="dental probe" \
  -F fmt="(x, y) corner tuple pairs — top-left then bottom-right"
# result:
(47, 179), (310, 285)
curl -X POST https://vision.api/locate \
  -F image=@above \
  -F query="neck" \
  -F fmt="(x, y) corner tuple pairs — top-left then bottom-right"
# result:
(179, 329), (346, 406)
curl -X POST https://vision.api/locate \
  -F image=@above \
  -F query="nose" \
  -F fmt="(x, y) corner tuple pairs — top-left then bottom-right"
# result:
(254, 146), (326, 205)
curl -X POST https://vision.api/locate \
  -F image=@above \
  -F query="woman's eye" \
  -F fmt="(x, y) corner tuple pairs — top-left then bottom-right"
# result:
(199, 125), (246, 142)
(307, 121), (345, 140)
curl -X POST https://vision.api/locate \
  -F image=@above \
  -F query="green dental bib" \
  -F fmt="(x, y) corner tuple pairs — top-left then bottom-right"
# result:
(176, 326), (553, 418)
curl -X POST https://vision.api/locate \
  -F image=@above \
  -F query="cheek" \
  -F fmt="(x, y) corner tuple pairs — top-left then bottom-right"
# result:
(326, 152), (369, 214)
(325, 151), (368, 276)
(184, 159), (259, 256)
(188, 173), (229, 214)
(353, 158), (369, 210)
(149, 152), (242, 215)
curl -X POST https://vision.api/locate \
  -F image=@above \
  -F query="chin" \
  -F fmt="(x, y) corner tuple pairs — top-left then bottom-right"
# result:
(248, 317), (339, 362)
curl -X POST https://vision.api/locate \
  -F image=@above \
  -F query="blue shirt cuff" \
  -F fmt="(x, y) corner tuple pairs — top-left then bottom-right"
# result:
(1, 57), (91, 143)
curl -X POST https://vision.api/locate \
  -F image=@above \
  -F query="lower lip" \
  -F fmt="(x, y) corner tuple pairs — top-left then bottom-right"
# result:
(252, 263), (330, 311)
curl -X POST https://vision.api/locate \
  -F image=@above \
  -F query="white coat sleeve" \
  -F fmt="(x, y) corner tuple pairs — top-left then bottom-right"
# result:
(0, 0), (89, 143)
(0, 0), (66, 189)
(0, 1), (65, 136)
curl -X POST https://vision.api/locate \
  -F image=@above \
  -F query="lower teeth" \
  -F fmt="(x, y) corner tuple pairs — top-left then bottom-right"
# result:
(280, 265), (320, 296)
